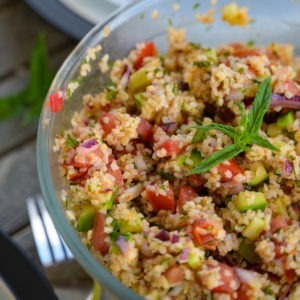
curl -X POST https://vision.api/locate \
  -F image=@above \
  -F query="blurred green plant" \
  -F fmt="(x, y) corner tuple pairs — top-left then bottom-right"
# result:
(0, 33), (54, 123)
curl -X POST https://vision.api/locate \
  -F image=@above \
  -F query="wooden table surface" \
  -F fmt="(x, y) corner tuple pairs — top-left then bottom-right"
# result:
(0, 1), (92, 298)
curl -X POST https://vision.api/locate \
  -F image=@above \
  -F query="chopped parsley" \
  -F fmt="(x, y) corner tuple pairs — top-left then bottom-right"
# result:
(193, 60), (211, 68)
(64, 134), (79, 148)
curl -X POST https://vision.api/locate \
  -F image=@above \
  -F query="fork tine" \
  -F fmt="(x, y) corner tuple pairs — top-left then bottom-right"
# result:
(27, 197), (53, 266)
(36, 195), (69, 264)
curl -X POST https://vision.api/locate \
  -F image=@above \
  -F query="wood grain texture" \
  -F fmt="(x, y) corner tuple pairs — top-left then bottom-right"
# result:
(0, 140), (40, 233)
(0, 1), (73, 78)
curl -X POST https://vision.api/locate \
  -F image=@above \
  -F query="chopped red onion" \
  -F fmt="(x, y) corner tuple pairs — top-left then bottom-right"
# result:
(270, 93), (300, 109)
(178, 248), (189, 263)
(120, 64), (131, 88)
(115, 235), (129, 253)
(81, 138), (98, 148)
(171, 234), (179, 243)
(155, 230), (170, 241)
(233, 267), (255, 283)
(161, 122), (177, 134)
(222, 181), (244, 195)
(282, 160), (293, 177)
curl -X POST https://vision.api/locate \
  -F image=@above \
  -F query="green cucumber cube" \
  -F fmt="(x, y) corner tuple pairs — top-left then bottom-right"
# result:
(267, 123), (282, 137)
(242, 217), (265, 240)
(176, 155), (187, 166)
(191, 150), (202, 166)
(276, 111), (294, 129)
(233, 191), (267, 212)
(249, 163), (268, 186)
(134, 93), (146, 112)
(238, 240), (260, 264)
(78, 206), (97, 232)
(187, 252), (203, 269)
(119, 217), (143, 233)
(128, 69), (150, 92)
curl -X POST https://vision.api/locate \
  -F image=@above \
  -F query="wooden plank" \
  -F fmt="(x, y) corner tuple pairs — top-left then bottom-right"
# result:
(0, 1), (74, 78)
(0, 140), (40, 233)
(0, 45), (75, 156)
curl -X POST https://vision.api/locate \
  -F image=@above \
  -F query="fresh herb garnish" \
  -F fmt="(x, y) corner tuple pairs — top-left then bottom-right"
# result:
(0, 33), (53, 123)
(64, 134), (79, 148)
(193, 3), (200, 10)
(189, 42), (201, 49)
(194, 60), (211, 68)
(110, 232), (131, 241)
(106, 89), (118, 100)
(189, 78), (279, 175)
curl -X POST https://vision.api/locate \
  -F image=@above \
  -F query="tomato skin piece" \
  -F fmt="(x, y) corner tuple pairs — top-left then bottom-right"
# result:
(236, 283), (251, 300)
(91, 212), (109, 256)
(177, 185), (198, 212)
(164, 266), (184, 284)
(206, 263), (240, 295)
(158, 139), (182, 156)
(187, 174), (205, 193)
(99, 112), (117, 136)
(270, 215), (288, 234)
(192, 219), (218, 250)
(107, 156), (123, 188)
(49, 91), (64, 112)
(134, 42), (157, 70)
(145, 186), (175, 212)
(218, 159), (244, 182)
(137, 118), (153, 142)
(68, 170), (88, 183)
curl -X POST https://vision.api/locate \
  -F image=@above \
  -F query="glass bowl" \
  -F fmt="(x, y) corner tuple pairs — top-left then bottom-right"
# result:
(37, 0), (300, 299)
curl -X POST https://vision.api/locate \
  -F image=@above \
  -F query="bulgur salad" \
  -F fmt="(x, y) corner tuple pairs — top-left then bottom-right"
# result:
(53, 28), (300, 299)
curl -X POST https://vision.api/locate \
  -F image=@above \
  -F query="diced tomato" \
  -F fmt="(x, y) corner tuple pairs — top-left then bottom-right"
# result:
(107, 156), (123, 188)
(237, 283), (251, 300)
(99, 112), (117, 136)
(145, 186), (175, 212)
(233, 48), (260, 58)
(205, 263), (240, 295)
(68, 170), (88, 183)
(273, 240), (284, 258)
(49, 91), (64, 112)
(284, 267), (297, 282)
(177, 185), (198, 212)
(192, 219), (218, 251)
(64, 160), (90, 169)
(284, 80), (300, 96)
(91, 212), (109, 256)
(164, 266), (184, 284)
(218, 159), (244, 182)
(270, 215), (288, 234)
(134, 42), (157, 70)
(187, 174), (205, 192)
(157, 139), (182, 157)
(137, 118), (153, 142)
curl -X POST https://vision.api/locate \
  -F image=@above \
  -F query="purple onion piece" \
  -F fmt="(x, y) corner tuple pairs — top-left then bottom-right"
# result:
(120, 64), (131, 88)
(161, 122), (177, 134)
(81, 138), (98, 148)
(270, 93), (300, 109)
(233, 267), (255, 283)
(178, 248), (189, 263)
(171, 234), (179, 243)
(115, 235), (129, 253)
(284, 159), (293, 174)
(155, 230), (170, 241)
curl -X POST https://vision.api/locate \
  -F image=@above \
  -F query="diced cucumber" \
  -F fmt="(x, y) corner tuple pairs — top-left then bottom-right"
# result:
(238, 240), (260, 264)
(249, 163), (268, 186)
(187, 252), (203, 269)
(128, 68), (150, 92)
(276, 111), (294, 129)
(191, 150), (202, 166)
(233, 191), (267, 212)
(176, 154), (187, 166)
(89, 280), (102, 300)
(274, 196), (287, 215)
(119, 217), (143, 233)
(133, 93), (146, 112)
(267, 123), (282, 137)
(110, 240), (121, 254)
(203, 48), (218, 63)
(78, 205), (97, 232)
(242, 217), (265, 241)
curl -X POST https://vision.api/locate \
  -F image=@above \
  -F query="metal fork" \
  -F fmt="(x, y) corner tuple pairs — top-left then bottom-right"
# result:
(26, 195), (73, 267)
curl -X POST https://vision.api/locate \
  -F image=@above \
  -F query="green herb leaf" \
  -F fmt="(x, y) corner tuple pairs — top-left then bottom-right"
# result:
(249, 134), (279, 152)
(106, 89), (118, 100)
(246, 77), (272, 134)
(194, 60), (211, 68)
(110, 232), (131, 241)
(65, 134), (79, 148)
(192, 129), (207, 143)
(188, 144), (242, 174)
(234, 102), (247, 128)
(192, 123), (236, 139)
(0, 33), (53, 123)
